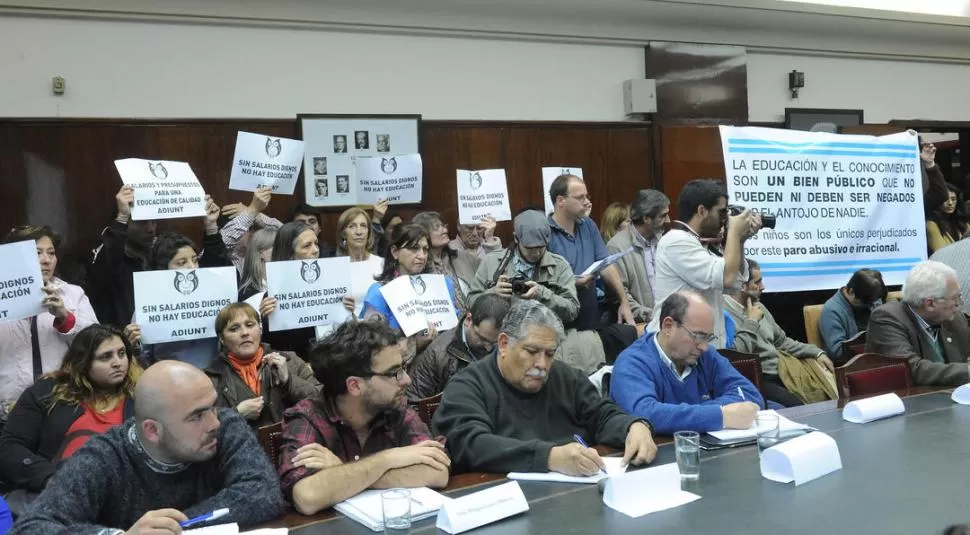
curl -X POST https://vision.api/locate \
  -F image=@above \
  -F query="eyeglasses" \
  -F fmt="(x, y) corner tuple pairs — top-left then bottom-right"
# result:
(678, 322), (716, 345)
(935, 294), (964, 306)
(360, 366), (408, 382)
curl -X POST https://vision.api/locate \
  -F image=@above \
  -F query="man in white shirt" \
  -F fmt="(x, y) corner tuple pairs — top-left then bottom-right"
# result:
(646, 179), (760, 347)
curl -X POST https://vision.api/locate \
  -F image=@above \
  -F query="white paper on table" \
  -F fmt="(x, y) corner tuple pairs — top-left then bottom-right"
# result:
(602, 463), (701, 518)
(240, 530), (288, 535)
(228, 131), (305, 195)
(707, 410), (815, 441)
(541, 166), (583, 216)
(185, 523), (238, 535)
(456, 169), (512, 225)
(436, 481), (528, 535)
(577, 247), (635, 278)
(842, 393), (905, 423)
(336, 487), (448, 532)
(952, 384), (970, 405)
(0, 240), (45, 324)
(760, 431), (842, 486)
(508, 457), (627, 484)
(114, 158), (207, 221)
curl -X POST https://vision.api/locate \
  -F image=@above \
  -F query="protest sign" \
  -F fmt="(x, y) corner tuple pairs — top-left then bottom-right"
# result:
(133, 267), (238, 344)
(456, 169), (512, 225)
(541, 167), (584, 215)
(228, 131), (305, 195)
(265, 257), (353, 332)
(379, 274), (458, 336)
(0, 240), (45, 323)
(355, 154), (423, 205)
(115, 158), (206, 221)
(720, 126), (925, 292)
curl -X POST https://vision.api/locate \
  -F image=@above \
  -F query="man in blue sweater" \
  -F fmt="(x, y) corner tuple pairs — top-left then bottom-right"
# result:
(611, 291), (763, 434)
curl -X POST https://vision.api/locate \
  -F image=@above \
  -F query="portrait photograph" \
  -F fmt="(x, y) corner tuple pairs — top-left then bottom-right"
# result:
(376, 134), (391, 153)
(312, 157), (327, 175)
(355, 130), (370, 150)
(336, 175), (350, 194)
(333, 135), (348, 154)
(315, 178), (329, 198)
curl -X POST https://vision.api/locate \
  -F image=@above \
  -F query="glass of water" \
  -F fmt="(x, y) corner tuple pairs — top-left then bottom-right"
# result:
(756, 413), (781, 457)
(674, 430), (701, 480)
(382, 489), (412, 534)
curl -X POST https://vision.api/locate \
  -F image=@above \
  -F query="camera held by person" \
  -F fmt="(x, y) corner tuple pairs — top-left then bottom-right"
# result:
(727, 205), (777, 230)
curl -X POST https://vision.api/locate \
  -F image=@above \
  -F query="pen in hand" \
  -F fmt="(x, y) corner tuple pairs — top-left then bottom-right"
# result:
(180, 508), (229, 528)
(573, 434), (608, 477)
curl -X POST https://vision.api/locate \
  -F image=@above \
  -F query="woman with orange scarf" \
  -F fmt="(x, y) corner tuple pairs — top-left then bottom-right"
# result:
(204, 303), (320, 429)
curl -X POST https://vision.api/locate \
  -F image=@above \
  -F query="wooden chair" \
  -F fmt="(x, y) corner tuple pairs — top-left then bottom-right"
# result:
(257, 421), (284, 470)
(417, 393), (444, 426)
(834, 353), (911, 400)
(838, 330), (867, 365)
(803, 304), (824, 348)
(719, 349), (764, 394)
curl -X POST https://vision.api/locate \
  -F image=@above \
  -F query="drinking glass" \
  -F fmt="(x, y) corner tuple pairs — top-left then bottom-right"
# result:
(382, 489), (412, 535)
(756, 413), (781, 457)
(674, 430), (701, 479)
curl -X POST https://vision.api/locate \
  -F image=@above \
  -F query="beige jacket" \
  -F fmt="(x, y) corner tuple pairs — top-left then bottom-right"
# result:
(607, 227), (655, 323)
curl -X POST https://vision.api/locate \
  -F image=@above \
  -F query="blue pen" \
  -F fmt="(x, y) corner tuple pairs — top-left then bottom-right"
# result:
(180, 508), (229, 528)
(573, 434), (608, 478)
(737, 386), (746, 401)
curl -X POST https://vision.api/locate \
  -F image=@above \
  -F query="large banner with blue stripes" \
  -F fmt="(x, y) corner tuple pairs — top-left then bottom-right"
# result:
(719, 126), (925, 292)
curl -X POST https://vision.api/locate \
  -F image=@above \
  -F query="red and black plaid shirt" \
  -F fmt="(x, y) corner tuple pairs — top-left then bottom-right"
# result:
(278, 397), (440, 500)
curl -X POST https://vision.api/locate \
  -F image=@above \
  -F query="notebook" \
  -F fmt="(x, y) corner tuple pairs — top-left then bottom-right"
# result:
(184, 523), (238, 535)
(335, 487), (449, 532)
(705, 410), (814, 443)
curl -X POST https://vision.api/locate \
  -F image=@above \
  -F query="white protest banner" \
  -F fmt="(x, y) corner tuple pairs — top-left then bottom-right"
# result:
(265, 257), (352, 332)
(412, 274), (459, 332)
(114, 158), (207, 221)
(720, 127), (925, 292)
(456, 169), (512, 225)
(133, 267), (237, 344)
(0, 241), (45, 323)
(355, 154), (423, 205)
(228, 131), (305, 195)
(541, 167), (584, 216)
(379, 276), (428, 336)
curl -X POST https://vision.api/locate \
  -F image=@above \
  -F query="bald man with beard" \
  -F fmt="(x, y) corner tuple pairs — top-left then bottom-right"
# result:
(11, 361), (283, 534)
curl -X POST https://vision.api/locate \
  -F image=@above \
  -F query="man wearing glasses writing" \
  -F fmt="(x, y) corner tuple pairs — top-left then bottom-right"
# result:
(610, 291), (764, 434)
(279, 319), (450, 515)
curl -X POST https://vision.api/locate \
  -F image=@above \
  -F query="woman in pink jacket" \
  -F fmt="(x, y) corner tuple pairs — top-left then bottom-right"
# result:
(0, 226), (98, 419)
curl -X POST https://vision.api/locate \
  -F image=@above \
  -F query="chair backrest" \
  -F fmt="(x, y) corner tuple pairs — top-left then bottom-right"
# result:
(257, 421), (284, 470)
(839, 330), (867, 364)
(834, 353), (911, 400)
(803, 304), (824, 347)
(418, 393), (444, 426)
(719, 348), (764, 397)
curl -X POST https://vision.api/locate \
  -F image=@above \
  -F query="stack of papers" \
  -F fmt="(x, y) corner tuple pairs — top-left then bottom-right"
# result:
(335, 487), (449, 532)
(508, 457), (627, 484)
(706, 410), (814, 443)
(577, 247), (635, 278)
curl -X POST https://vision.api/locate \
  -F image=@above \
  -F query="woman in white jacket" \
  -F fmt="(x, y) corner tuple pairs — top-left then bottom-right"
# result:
(0, 226), (98, 417)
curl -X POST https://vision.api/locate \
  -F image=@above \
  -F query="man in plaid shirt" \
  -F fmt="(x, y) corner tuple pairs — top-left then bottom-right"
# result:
(279, 319), (450, 515)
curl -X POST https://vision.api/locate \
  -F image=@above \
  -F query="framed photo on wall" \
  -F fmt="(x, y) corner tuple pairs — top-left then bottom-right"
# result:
(784, 108), (865, 133)
(298, 114), (422, 208)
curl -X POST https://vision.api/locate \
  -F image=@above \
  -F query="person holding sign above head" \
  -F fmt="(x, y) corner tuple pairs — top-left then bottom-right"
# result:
(546, 174), (635, 329)
(279, 319), (449, 515)
(0, 325), (139, 513)
(237, 227), (278, 305)
(261, 222), (355, 357)
(361, 224), (460, 362)
(86, 185), (158, 328)
(865, 260), (970, 387)
(204, 303), (320, 429)
(610, 291), (764, 434)
(124, 228), (231, 370)
(336, 207), (385, 317)
(0, 225), (99, 420)
(450, 217), (502, 260)
(433, 300), (657, 475)
(219, 187), (283, 275)
(9, 360), (284, 534)
(646, 179), (761, 348)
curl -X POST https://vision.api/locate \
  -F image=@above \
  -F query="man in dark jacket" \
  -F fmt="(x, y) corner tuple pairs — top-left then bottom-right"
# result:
(408, 294), (509, 401)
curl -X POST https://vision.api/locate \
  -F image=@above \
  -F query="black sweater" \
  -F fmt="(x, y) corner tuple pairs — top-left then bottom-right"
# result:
(431, 353), (641, 474)
(0, 378), (134, 492)
(10, 408), (284, 534)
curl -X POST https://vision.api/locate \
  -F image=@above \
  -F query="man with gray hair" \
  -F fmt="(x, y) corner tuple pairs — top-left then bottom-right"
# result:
(433, 300), (656, 476)
(607, 189), (670, 323)
(866, 260), (970, 386)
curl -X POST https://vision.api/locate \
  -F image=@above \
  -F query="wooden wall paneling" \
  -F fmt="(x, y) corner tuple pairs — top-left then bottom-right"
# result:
(504, 126), (542, 218)
(656, 124), (724, 221)
(605, 127), (654, 209)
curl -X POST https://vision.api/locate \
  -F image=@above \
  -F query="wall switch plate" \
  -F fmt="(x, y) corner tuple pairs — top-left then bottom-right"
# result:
(52, 76), (65, 95)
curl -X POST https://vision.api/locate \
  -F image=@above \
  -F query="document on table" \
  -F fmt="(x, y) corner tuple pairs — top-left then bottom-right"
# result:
(706, 410), (814, 442)
(508, 456), (627, 484)
(335, 487), (449, 532)
(842, 393), (905, 423)
(241, 530), (288, 535)
(185, 524), (238, 535)
(603, 463), (701, 518)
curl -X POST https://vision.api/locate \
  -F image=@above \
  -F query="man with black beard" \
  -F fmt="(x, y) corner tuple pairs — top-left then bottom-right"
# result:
(408, 293), (510, 401)
(646, 179), (761, 348)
